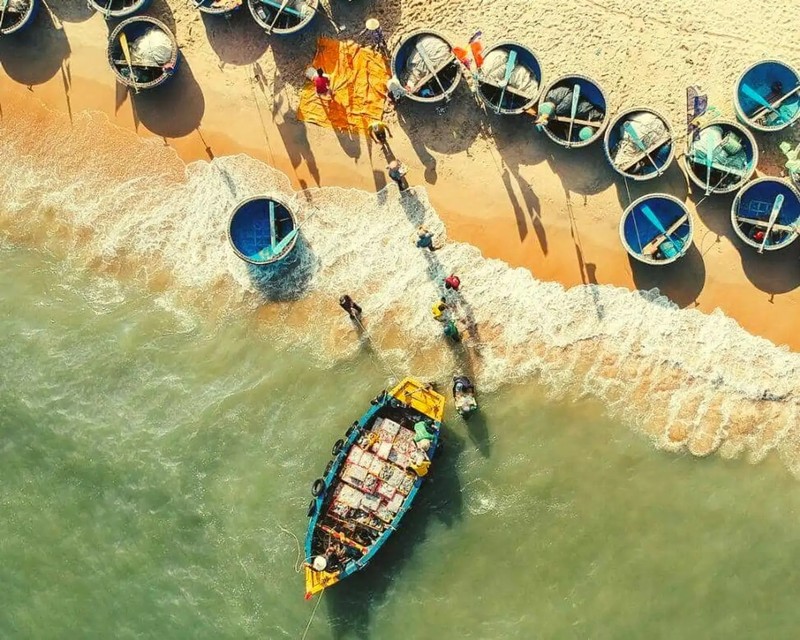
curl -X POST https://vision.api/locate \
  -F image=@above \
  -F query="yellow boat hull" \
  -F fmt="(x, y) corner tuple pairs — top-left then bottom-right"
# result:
(388, 377), (445, 422)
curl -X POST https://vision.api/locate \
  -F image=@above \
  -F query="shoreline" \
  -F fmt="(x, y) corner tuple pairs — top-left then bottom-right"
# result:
(2, 3), (800, 349)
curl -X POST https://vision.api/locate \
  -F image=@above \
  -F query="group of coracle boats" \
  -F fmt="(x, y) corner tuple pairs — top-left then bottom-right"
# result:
(6, 0), (800, 600)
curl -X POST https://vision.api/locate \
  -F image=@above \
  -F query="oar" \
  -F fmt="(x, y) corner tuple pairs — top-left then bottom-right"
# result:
(265, 0), (290, 33)
(271, 208), (319, 255)
(741, 83), (781, 121)
(103, 0), (114, 18)
(0, 0), (9, 33)
(495, 49), (517, 115)
(566, 84), (581, 146)
(758, 194), (784, 253)
(703, 135), (722, 196)
(623, 121), (662, 175)
(268, 201), (277, 252)
(751, 85), (800, 121)
(641, 203), (683, 253)
(415, 44), (448, 99)
(119, 32), (140, 94)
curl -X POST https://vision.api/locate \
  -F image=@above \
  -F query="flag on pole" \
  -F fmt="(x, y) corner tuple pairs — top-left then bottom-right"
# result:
(469, 31), (484, 68)
(686, 85), (708, 144)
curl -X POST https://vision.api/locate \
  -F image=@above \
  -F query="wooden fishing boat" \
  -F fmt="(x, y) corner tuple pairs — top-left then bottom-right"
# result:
(475, 41), (543, 115)
(107, 16), (179, 90)
(536, 74), (608, 148)
(734, 59), (800, 132)
(247, 0), (317, 35)
(730, 177), (800, 252)
(604, 106), (675, 181)
(619, 194), (693, 265)
(685, 119), (757, 195)
(0, 0), (39, 36)
(228, 195), (298, 265)
(88, 0), (151, 20)
(194, 0), (243, 15)
(304, 378), (445, 599)
(391, 29), (462, 103)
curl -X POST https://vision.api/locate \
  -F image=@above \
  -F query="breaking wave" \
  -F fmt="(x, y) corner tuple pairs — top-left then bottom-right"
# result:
(2, 105), (800, 474)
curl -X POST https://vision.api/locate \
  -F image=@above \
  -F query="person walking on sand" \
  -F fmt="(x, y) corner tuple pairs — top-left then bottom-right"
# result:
(415, 225), (440, 251)
(369, 120), (392, 146)
(387, 160), (409, 191)
(339, 295), (362, 319)
(314, 68), (333, 100)
(386, 75), (407, 106)
(444, 274), (461, 292)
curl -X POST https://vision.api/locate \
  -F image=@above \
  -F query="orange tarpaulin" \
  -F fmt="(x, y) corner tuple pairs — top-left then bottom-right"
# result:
(297, 37), (391, 134)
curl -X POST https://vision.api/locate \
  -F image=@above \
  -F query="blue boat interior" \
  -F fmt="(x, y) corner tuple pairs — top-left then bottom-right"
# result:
(0, 0), (39, 32)
(607, 112), (673, 176)
(544, 77), (606, 143)
(478, 44), (541, 112)
(735, 181), (800, 247)
(623, 198), (690, 257)
(737, 62), (800, 127)
(248, 0), (315, 32)
(110, 20), (177, 85)
(230, 199), (295, 263)
(392, 34), (460, 98)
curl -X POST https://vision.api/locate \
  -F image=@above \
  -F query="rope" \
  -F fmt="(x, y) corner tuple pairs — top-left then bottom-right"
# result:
(300, 590), (325, 640)
(353, 315), (403, 382)
(278, 525), (311, 573)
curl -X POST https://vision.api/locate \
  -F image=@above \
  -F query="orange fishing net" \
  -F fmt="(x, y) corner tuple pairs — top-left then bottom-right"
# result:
(297, 37), (391, 134)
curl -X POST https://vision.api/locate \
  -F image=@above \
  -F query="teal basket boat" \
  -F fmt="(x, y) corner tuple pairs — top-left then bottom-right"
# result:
(730, 177), (800, 252)
(685, 119), (757, 195)
(391, 28), (462, 104)
(475, 40), (543, 115)
(733, 59), (800, 132)
(536, 74), (609, 148)
(620, 194), (693, 265)
(604, 107), (675, 181)
(228, 195), (298, 265)
(247, 0), (317, 35)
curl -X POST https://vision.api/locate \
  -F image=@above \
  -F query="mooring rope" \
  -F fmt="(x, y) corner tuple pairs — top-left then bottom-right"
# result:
(353, 315), (403, 383)
(299, 590), (325, 640)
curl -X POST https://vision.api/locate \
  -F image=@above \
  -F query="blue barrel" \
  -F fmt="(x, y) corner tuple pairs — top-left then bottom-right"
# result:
(195, 0), (244, 15)
(730, 177), (800, 252)
(107, 16), (180, 91)
(0, 0), (40, 36)
(391, 28), (461, 104)
(537, 74), (609, 148)
(685, 119), (757, 195)
(228, 196), (298, 265)
(247, 0), (317, 35)
(88, 0), (152, 20)
(603, 107), (675, 181)
(475, 41), (543, 115)
(734, 59), (800, 132)
(619, 194), (692, 265)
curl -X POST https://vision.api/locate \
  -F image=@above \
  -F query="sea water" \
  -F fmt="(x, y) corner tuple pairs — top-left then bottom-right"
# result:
(3, 108), (800, 638)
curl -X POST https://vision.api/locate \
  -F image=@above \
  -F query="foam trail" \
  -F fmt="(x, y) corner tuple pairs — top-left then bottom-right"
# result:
(2, 107), (800, 473)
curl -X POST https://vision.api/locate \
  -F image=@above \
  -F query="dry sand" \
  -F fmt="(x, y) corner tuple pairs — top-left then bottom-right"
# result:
(1, 0), (799, 347)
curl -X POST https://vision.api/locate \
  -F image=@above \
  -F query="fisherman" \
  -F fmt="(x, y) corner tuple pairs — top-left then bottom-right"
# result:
(359, 18), (387, 53)
(387, 160), (409, 191)
(386, 75), (407, 105)
(413, 419), (437, 444)
(325, 540), (346, 569)
(407, 447), (431, 477)
(339, 294), (362, 319)
(444, 274), (461, 291)
(314, 68), (333, 100)
(431, 297), (448, 321)
(443, 319), (461, 343)
(368, 120), (392, 146)
(416, 225), (439, 251)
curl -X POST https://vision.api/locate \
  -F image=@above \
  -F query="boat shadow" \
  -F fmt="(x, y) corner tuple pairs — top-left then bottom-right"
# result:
(200, 6), (269, 66)
(0, 8), (70, 86)
(628, 242), (706, 308)
(49, 0), (95, 22)
(245, 239), (318, 302)
(325, 427), (466, 639)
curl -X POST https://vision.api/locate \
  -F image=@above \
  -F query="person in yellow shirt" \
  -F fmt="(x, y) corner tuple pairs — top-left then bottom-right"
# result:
(368, 120), (392, 146)
(431, 297), (448, 321)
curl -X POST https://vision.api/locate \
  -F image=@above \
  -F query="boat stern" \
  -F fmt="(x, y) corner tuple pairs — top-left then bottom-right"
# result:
(389, 377), (446, 423)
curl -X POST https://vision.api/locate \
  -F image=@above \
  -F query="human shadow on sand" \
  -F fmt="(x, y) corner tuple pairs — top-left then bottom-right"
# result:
(200, 7), (269, 66)
(0, 12), (70, 86)
(132, 60), (205, 138)
(245, 240), (318, 302)
(325, 427), (465, 640)
(629, 243), (706, 308)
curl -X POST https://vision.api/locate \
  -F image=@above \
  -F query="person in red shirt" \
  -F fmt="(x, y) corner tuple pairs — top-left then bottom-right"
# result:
(444, 274), (461, 291)
(314, 68), (332, 99)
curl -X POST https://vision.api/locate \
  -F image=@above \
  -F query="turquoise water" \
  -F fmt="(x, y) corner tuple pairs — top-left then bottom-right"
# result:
(4, 241), (800, 639)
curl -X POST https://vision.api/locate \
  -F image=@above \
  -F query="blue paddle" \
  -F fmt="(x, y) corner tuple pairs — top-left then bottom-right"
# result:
(268, 201), (277, 252)
(758, 194), (784, 253)
(641, 203), (683, 256)
(495, 49), (517, 114)
(622, 121), (662, 175)
(741, 82), (781, 120)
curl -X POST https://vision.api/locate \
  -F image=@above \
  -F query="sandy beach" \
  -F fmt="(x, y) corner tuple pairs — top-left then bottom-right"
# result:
(1, 0), (800, 349)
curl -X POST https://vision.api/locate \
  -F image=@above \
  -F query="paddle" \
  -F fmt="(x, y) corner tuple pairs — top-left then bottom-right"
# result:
(641, 203), (683, 256)
(758, 194), (784, 253)
(103, 0), (114, 17)
(741, 83), (781, 121)
(119, 31), (140, 94)
(415, 44), (448, 100)
(268, 201), (277, 252)
(623, 121), (662, 175)
(0, 0), (8, 33)
(751, 85), (800, 121)
(702, 134), (723, 196)
(271, 208), (320, 256)
(266, 0), (290, 33)
(495, 49), (517, 114)
(567, 84), (581, 146)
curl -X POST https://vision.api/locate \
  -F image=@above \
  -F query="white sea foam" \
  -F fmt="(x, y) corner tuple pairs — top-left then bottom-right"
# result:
(2, 109), (800, 472)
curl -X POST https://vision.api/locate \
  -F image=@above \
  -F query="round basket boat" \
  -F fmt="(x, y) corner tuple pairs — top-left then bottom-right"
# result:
(619, 194), (693, 265)
(107, 16), (180, 91)
(733, 59), (800, 132)
(475, 41), (543, 115)
(685, 119), (757, 195)
(195, 0), (244, 15)
(604, 107), (675, 181)
(0, 0), (39, 36)
(537, 74), (608, 148)
(228, 196), (299, 265)
(88, 0), (152, 20)
(391, 28), (461, 104)
(247, 0), (317, 35)
(730, 177), (800, 252)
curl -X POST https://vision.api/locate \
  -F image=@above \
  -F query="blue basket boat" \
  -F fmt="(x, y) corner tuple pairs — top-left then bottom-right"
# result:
(391, 29), (461, 104)
(733, 59), (800, 132)
(730, 177), (800, 252)
(88, 0), (152, 20)
(475, 40), (543, 115)
(108, 16), (179, 91)
(619, 194), (693, 265)
(228, 195), (298, 265)
(536, 74), (609, 148)
(685, 119), (757, 195)
(604, 107), (675, 181)
(193, 0), (243, 15)
(247, 0), (317, 35)
(303, 378), (445, 600)
(0, 0), (39, 36)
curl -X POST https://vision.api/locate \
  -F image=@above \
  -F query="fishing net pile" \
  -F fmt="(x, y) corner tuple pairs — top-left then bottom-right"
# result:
(612, 112), (669, 169)
(5, 0), (31, 14)
(401, 36), (452, 91)
(129, 28), (174, 66)
(690, 125), (749, 174)
(543, 85), (604, 121)
(479, 48), (539, 98)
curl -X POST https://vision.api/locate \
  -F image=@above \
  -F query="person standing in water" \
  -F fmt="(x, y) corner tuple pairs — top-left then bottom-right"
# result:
(444, 274), (461, 291)
(339, 295), (362, 319)
(416, 225), (440, 251)
(387, 160), (409, 191)
(443, 319), (461, 342)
